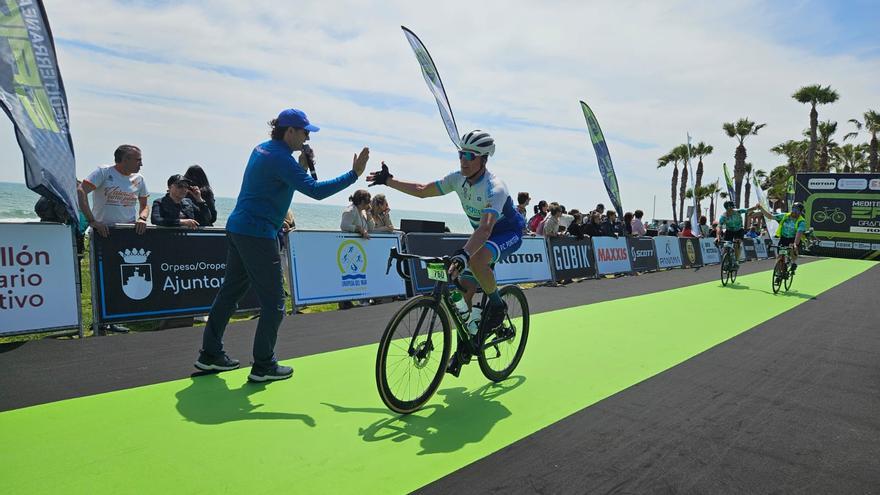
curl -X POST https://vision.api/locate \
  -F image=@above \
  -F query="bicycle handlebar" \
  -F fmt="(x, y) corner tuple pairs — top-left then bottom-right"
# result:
(385, 248), (452, 281)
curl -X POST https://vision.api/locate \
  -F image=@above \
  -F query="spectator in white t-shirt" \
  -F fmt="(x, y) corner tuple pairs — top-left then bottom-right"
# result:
(631, 209), (648, 237)
(77, 144), (149, 237)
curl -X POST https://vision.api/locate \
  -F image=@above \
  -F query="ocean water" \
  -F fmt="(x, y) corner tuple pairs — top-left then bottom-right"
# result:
(0, 182), (473, 233)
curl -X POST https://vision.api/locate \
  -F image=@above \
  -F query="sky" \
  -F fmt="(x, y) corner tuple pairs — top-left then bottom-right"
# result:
(1, 0), (878, 218)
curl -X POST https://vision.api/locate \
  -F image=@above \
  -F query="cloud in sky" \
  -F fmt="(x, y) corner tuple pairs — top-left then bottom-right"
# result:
(1, 0), (878, 218)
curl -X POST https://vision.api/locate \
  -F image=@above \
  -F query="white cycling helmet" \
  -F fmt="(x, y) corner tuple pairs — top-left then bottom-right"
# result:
(459, 130), (495, 156)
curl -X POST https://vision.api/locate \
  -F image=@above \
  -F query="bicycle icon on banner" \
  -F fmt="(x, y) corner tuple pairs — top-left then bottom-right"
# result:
(812, 206), (846, 224)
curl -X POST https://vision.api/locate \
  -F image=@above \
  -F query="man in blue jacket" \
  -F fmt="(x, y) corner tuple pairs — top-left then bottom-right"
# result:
(196, 108), (370, 382)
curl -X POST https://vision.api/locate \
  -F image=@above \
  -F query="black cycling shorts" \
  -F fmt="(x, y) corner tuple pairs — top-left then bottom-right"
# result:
(723, 229), (745, 241)
(777, 236), (796, 247)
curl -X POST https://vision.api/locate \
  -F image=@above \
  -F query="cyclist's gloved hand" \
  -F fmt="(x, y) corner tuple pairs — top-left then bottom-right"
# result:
(367, 161), (394, 187)
(449, 248), (470, 277)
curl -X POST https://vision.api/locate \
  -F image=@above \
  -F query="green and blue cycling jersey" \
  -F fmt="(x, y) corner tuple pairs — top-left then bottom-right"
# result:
(774, 212), (807, 238)
(718, 208), (748, 231)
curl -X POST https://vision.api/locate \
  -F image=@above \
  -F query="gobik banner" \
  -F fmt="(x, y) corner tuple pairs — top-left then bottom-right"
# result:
(699, 238), (721, 264)
(91, 227), (259, 324)
(287, 231), (406, 304)
(741, 238), (758, 260)
(653, 236), (683, 269)
(403, 233), (551, 293)
(678, 238), (703, 268)
(795, 173), (880, 259)
(592, 236), (632, 275)
(547, 237), (596, 280)
(627, 237), (658, 272)
(0, 222), (79, 336)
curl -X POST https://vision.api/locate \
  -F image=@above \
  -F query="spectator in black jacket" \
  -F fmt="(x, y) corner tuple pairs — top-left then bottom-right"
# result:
(151, 174), (211, 228)
(601, 210), (624, 237)
(583, 210), (604, 237)
(184, 164), (217, 226)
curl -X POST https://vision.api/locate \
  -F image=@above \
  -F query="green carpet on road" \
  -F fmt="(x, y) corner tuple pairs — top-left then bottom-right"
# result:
(0, 259), (873, 494)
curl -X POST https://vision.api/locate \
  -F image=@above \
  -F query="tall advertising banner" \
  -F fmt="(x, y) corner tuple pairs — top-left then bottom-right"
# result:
(402, 26), (460, 148)
(592, 236), (631, 275)
(0, 1), (78, 218)
(653, 236), (683, 268)
(580, 101), (623, 218)
(699, 238), (721, 264)
(288, 231), (406, 304)
(722, 163), (736, 203)
(0, 223), (79, 336)
(547, 237), (596, 280)
(786, 175), (795, 209)
(795, 173), (880, 260)
(627, 237), (659, 272)
(752, 173), (778, 236)
(686, 134), (701, 236)
(91, 227), (260, 323)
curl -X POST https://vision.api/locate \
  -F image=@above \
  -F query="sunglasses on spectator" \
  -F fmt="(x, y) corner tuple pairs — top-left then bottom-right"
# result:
(458, 151), (479, 161)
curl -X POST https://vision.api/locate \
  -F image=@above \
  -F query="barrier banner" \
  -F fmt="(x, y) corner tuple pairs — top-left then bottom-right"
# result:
(403, 233), (551, 292)
(0, 222), (79, 336)
(592, 236), (631, 275)
(627, 236), (658, 272)
(653, 236), (683, 268)
(753, 238), (768, 258)
(699, 238), (721, 264)
(678, 238), (703, 268)
(795, 173), (880, 260)
(741, 238), (757, 260)
(287, 231), (406, 304)
(548, 236), (596, 279)
(91, 227), (259, 323)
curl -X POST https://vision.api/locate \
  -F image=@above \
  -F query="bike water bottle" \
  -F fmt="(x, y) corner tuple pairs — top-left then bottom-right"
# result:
(467, 306), (482, 335)
(450, 290), (469, 318)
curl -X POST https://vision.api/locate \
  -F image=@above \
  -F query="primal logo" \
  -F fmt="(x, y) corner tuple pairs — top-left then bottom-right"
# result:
(338, 240), (367, 288)
(119, 248), (152, 300)
(807, 178), (836, 190)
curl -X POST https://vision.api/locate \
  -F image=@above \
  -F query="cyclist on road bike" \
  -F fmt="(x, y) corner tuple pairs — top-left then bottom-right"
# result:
(366, 130), (525, 377)
(716, 200), (754, 265)
(756, 201), (807, 273)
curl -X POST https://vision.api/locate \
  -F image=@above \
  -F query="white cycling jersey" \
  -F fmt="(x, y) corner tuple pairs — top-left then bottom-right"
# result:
(434, 169), (524, 234)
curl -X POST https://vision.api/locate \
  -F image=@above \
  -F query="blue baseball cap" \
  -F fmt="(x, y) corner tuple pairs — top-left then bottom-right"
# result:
(276, 108), (320, 132)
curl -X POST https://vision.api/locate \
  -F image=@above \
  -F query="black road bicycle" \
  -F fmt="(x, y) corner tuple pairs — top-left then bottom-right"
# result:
(375, 248), (530, 415)
(772, 229), (817, 294)
(719, 240), (739, 286)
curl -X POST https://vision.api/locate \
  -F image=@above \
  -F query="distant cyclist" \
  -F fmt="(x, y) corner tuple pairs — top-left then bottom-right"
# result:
(367, 130), (525, 376)
(716, 200), (752, 265)
(756, 202), (807, 273)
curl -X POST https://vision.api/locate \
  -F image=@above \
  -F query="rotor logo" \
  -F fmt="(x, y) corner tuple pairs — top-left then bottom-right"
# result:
(807, 178), (836, 190)
(338, 240), (367, 288)
(119, 248), (152, 300)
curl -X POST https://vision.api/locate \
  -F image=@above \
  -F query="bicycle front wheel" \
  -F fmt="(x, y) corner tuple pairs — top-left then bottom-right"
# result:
(478, 285), (530, 382)
(720, 252), (731, 286)
(772, 259), (785, 294)
(784, 265), (794, 291)
(376, 296), (452, 414)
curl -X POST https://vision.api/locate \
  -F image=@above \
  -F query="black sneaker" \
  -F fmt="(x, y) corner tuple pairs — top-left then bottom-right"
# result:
(104, 323), (130, 334)
(248, 364), (293, 382)
(790, 262), (798, 273)
(194, 351), (240, 372)
(482, 301), (507, 332)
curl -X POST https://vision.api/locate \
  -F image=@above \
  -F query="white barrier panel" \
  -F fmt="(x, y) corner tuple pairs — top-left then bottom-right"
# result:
(699, 238), (721, 264)
(653, 236), (683, 268)
(753, 238), (768, 258)
(592, 236), (632, 275)
(495, 236), (552, 284)
(288, 231), (406, 304)
(0, 223), (79, 336)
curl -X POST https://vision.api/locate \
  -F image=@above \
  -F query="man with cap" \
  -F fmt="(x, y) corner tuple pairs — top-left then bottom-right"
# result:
(196, 108), (370, 382)
(150, 174), (212, 228)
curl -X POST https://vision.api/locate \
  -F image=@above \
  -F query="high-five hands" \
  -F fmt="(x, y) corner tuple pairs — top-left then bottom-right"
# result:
(367, 161), (394, 187)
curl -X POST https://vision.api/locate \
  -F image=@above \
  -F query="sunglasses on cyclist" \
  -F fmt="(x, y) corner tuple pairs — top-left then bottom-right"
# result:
(458, 150), (479, 161)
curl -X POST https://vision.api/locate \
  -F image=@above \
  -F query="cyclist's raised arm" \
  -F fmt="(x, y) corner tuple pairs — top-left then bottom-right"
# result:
(366, 161), (444, 198)
(755, 203), (774, 220)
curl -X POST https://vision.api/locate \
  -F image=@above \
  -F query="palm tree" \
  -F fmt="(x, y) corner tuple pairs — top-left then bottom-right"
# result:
(771, 139), (808, 182)
(743, 163), (753, 207)
(813, 120), (839, 172)
(707, 180), (722, 221)
(765, 166), (791, 209)
(832, 143), (869, 173)
(691, 142), (713, 215)
(657, 151), (679, 223)
(675, 144), (690, 223)
(844, 110), (880, 172)
(722, 118), (766, 208)
(792, 84), (839, 171)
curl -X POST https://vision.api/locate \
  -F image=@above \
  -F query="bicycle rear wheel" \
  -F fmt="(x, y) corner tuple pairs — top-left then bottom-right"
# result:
(478, 285), (530, 382)
(376, 296), (451, 414)
(771, 259), (785, 294)
(720, 252), (731, 286)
